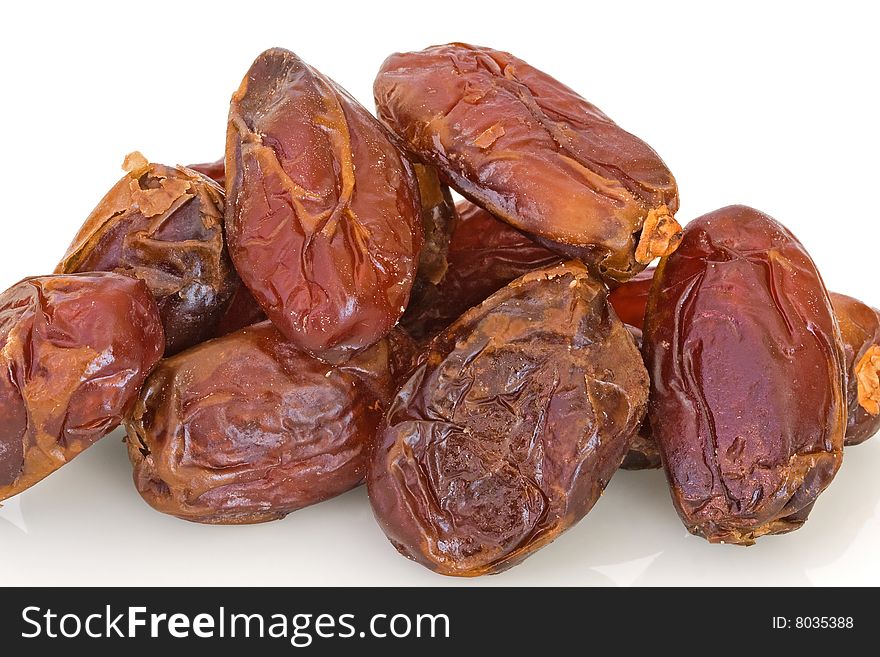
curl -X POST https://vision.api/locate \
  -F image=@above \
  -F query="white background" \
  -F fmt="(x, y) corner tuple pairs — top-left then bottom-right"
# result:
(0, 1), (878, 586)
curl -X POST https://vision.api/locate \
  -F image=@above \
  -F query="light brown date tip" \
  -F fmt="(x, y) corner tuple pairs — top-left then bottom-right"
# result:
(856, 344), (880, 415)
(635, 205), (682, 264)
(122, 151), (149, 174)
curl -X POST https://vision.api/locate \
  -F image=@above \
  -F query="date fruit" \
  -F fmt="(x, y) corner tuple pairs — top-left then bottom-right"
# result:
(0, 273), (164, 501)
(830, 292), (880, 445)
(126, 321), (409, 524)
(369, 261), (648, 576)
(374, 43), (681, 282)
(57, 152), (237, 355)
(643, 205), (846, 544)
(226, 48), (422, 361)
(608, 266), (655, 331)
(402, 200), (561, 342)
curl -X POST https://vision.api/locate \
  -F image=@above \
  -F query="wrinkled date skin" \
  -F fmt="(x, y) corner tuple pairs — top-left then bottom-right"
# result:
(0, 273), (164, 501)
(369, 261), (648, 576)
(126, 321), (410, 524)
(374, 43), (681, 282)
(402, 200), (561, 342)
(617, 325), (661, 470)
(57, 152), (237, 355)
(831, 293), (880, 445)
(227, 48), (423, 361)
(643, 205), (846, 545)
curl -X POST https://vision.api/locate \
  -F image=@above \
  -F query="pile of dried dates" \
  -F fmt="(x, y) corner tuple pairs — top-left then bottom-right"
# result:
(2, 44), (877, 577)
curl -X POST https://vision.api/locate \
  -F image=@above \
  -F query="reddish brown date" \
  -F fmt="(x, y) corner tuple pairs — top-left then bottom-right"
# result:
(613, 271), (880, 462)
(402, 200), (561, 342)
(226, 48), (422, 361)
(126, 321), (409, 524)
(643, 205), (846, 545)
(831, 292), (880, 445)
(57, 152), (237, 355)
(369, 261), (648, 576)
(0, 273), (164, 501)
(374, 43), (681, 282)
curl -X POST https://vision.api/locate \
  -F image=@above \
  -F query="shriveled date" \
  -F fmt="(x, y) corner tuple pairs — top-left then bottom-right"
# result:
(643, 205), (846, 545)
(374, 43), (681, 282)
(402, 200), (561, 342)
(126, 322), (409, 524)
(0, 273), (164, 501)
(227, 48), (422, 361)
(831, 293), (880, 446)
(369, 261), (648, 576)
(57, 152), (236, 355)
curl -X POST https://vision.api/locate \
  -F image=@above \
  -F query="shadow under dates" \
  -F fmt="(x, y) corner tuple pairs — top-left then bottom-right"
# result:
(0, 430), (878, 586)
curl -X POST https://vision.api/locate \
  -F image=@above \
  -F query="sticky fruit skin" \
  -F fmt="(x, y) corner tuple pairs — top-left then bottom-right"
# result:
(831, 292), (880, 445)
(226, 48), (422, 362)
(402, 200), (561, 342)
(374, 43), (680, 282)
(57, 155), (236, 355)
(0, 272), (164, 501)
(643, 205), (846, 545)
(126, 322), (411, 524)
(369, 261), (648, 576)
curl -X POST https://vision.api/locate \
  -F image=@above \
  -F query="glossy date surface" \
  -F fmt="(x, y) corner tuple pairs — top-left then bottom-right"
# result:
(369, 261), (648, 575)
(401, 200), (561, 342)
(643, 205), (846, 545)
(226, 48), (422, 361)
(126, 321), (408, 524)
(57, 152), (236, 355)
(831, 292), (880, 445)
(374, 43), (680, 282)
(0, 273), (164, 501)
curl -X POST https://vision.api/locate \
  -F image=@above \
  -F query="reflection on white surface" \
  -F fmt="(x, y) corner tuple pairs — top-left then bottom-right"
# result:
(1, 427), (878, 586)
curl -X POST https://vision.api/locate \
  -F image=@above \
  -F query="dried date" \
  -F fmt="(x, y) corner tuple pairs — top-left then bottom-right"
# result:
(374, 43), (681, 282)
(57, 152), (237, 355)
(126, 321), (408, 524)
(226, 48), (422, 361)
(0, 273), (164, 501)
(401, 200), (561, 342)
(369, 261), (648, 575)
(643, 205), (846, 544)
(831, 292), (880, 446)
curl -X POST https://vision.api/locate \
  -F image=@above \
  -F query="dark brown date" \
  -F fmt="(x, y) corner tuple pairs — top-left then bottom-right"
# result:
(57, 152), (237, 355)
(831, 292), (880, 446)
(126, 321), (408, 524)
(643, 205), (846, 545)
(374, 43), (681, 282)
(226, 48), (422, 361)
(401, 200), (562, 342)
(369, 261), (648, 576)
(0, 273), (164, 501)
